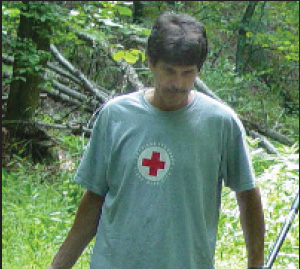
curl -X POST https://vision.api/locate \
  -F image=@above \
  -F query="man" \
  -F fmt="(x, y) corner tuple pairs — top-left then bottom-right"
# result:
(49, 12), (265, 269)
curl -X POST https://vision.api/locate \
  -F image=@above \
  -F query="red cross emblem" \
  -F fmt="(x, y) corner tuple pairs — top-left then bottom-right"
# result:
(142, 151), (166, 177)
(137, 145), (172, 183)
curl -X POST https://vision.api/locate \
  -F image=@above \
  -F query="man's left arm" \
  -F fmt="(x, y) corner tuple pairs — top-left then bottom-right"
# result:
(236, 187), (265, 267)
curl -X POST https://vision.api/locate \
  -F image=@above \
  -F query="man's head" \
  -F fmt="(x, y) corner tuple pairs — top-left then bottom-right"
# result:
(146, 12), (208, 72)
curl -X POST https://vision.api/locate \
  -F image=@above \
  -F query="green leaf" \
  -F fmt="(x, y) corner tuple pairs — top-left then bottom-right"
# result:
(129, 49), (142, 56)
(137, 28), (151, 36)
(277, 46), (286, 51)
(124, 52), (138, 64)
(14, 76), (26, 82)
(112, 50), (126, 61)
(18, 68), (27, 74)
(117, 6), (132, 17)
(3, 8), (20, 18)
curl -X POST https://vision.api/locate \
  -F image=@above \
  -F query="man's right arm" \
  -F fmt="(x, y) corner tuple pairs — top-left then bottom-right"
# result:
(48, 190), (105, 269)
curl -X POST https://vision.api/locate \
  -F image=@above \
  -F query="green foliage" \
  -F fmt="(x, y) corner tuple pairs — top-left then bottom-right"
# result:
(216, 142), (299, 268)
(2, 2), (62, 85)
(2, 133), (91, 268)
(202, 55), (299, 137)
(12, 39), (50, 75)
(258, 1), (299, 62)
(2, 160), (91, 268)
(2, 2), (22, 38)
(2, 1), (64, 42)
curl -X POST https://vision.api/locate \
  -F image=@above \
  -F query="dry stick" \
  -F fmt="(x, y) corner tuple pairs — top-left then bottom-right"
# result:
(249, 130), (280, 155)
(194, 77), (225, 103)
(51, 80), (89, 102)
(36, 120), (92, 134)
(2, 119), (92, 134)
(47, 62), (82, 85)
(49, 44), (109, 102)
(241, 117), (294, 146)
(42, 88), (94, 113)
(50, 81), (99, 108)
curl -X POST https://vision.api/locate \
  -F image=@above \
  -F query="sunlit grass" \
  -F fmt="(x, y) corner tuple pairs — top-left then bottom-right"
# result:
(216, 143), (299, 268)
(2, 138), (93, 269)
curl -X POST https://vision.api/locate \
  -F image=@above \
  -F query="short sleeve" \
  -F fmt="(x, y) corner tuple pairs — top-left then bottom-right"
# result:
(73, 108), (109, 196)
(220, 113), (256, 192)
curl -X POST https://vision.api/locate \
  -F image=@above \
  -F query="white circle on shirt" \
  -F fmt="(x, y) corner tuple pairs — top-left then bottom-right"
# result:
(137, 145), (173, 183)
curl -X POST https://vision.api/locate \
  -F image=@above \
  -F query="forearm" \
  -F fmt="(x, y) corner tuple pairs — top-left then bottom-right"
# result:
(236, 187), (265, 267)
(50, 226), (94, 269)
(50, 190), (104, 269)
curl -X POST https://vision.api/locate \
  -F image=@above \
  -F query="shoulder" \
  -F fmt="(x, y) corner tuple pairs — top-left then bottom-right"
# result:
(102, 90), (142, 112)
(195, 91), (245, 134)
(106, 91), (141, 107)
(95, 91), (145, 124)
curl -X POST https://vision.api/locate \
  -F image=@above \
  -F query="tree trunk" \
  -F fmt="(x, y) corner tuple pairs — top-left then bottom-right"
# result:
(5, 1), (51, 122)
(133, 1), (143, 23)
(4, 2), (58, 164)
(235, 1), (258, 75)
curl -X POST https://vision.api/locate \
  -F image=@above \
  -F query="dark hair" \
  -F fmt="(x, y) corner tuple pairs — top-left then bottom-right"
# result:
(146, 12), (208, 71)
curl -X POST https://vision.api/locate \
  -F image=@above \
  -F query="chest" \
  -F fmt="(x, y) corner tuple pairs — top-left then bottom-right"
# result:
(106, 115), (223, 176)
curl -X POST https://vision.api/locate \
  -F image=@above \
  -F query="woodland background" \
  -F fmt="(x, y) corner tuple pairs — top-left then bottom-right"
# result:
(2, 1), (299, 268)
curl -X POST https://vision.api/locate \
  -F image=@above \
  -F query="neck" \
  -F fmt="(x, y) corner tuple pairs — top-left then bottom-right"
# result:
(145, 88), (194, 111)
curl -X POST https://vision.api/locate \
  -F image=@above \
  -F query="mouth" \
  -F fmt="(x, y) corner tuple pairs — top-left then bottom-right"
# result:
(166, 88), (188, 94)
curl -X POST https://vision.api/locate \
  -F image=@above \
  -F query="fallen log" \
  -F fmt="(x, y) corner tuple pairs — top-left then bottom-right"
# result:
(36, 120), (92, 135)
(242, 118), (294, 146)
(47, 62), (82, 85)
(50, 44), (110, 102)
(249, 130), (280, 155)
(3, 52), (107, 104)
(52, 80), (89, 102)
(194, 78), (225, 104)
(42, 88), (94, 112)
(2, 119), (92, 135)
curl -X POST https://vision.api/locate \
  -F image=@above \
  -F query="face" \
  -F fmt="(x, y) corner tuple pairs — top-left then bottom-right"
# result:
(148, 60), (199, 110)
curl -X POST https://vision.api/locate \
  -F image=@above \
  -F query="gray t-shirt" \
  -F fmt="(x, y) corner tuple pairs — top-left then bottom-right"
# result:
(74, 90), (256, 269)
